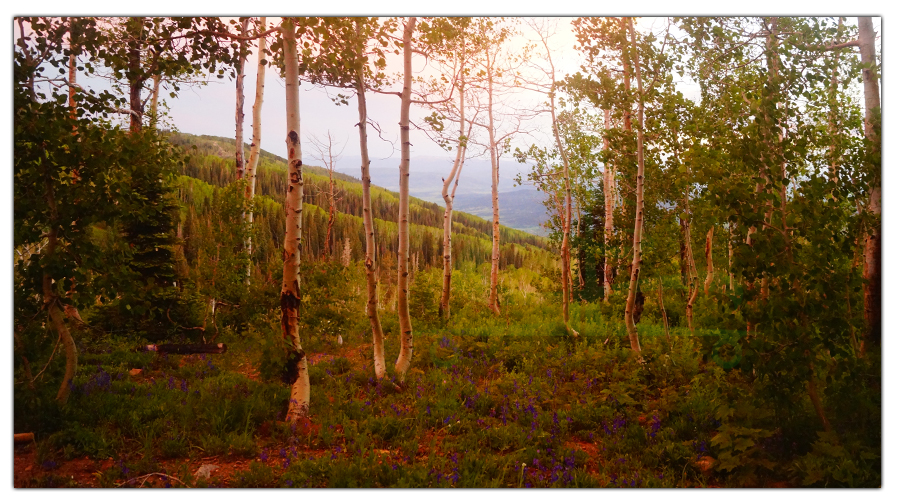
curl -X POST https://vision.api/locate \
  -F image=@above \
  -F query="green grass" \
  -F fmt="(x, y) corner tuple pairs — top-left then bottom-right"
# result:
(14, 292), (879, 488)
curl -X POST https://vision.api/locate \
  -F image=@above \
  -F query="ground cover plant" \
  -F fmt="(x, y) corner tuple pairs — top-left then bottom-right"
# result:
(14, 278), (880, 487)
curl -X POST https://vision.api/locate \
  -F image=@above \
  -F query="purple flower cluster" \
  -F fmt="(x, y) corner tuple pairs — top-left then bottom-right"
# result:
(602, 415), (627, 436)
(77, 365), (112, 395)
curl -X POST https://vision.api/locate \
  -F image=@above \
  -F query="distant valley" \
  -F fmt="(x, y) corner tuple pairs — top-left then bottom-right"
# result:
(335, 156), (549, 236)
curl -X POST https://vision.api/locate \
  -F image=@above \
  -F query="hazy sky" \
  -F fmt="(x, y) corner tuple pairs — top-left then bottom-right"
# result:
(166, 17), (591, 165)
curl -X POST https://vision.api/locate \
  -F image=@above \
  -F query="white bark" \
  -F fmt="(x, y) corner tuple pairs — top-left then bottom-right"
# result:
(485, 41), (502, 317)
(622, 18), (644, 353)
(440, 60), (470, 321)
(603, 109), (615, 302)
(280, 18), (309, 421)
(394, 17), (417, 381)
(354, 31), (387, 378)
(235, 18), (249, 181)
(244, 17), (267, 277)
(858, 17), (881, 345)
(704, 226), (714, 296)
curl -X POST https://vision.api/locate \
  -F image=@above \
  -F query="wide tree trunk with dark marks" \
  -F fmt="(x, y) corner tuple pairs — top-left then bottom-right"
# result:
(279, 18), (310, 421)
(857, 17), (881, 347)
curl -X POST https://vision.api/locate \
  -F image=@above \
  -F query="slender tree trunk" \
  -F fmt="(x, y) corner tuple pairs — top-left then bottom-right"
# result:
(280, 18), (309, 421)
(827, 18), (844, 185)
(127, 17), (144, 134)
(704, 226), (714, 296)
(549, 74), (576, 336)
(234, 18), (248, 180)
(394, 17), (417, 381)
(656, 278), (670, 344)
(355, 49), (386, 380)
(325, 165), (336, 260)
(68, 53), (76, 117)
(440, 62), (469, 321)
(858, 17), (881, 347)
(42, 164), (77, 404)
(603, 109), (615, 301)
(576, 200), (585, 291)
(149, 74), (161, 129)
(679, 217), (689, 286)
(486, 44), (502, 317)
(622, 18), (644, 353)
(684, 204), (699, 332)
(244, 17), (267, 279)
(728, 223), (735, 291)
(807, 365), (833, 433)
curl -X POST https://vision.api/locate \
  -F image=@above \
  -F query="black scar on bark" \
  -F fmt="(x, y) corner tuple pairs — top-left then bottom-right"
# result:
(288, 130), (299, 144)
(282, 350), (306, 385)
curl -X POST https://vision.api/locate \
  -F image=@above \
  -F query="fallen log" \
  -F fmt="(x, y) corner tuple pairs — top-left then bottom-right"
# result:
(14, 433), (34, 444)
(143, 343), (227, 355)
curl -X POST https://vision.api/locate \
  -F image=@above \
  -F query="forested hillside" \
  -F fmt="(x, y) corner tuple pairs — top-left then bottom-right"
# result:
(170, 132), (551, 269)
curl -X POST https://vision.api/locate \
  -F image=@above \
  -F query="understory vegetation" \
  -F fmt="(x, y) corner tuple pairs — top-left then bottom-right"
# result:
(15, 262), (880, 488)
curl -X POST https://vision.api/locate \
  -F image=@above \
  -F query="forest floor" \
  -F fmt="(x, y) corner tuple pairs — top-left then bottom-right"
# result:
(13, 319), (873, 488)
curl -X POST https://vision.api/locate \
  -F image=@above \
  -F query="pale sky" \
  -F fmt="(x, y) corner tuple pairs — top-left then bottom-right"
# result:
(165, 17), (590, 165)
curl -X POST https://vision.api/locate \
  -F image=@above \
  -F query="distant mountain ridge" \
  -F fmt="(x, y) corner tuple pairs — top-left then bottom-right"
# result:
(168, 133), (549, 256)
(332, 156), (549, 236)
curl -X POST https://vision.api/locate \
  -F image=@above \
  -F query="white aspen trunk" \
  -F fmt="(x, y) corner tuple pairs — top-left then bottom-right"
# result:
(320, 131), (338, 261)
(394, 17), (417, 381)
(149, 74), (161, 129)
(439, 65), (469, 321)
(576, 199), (585, 290)
(234, 18), (248, 181)
(356, 54), (386, 380)
(858, 17), (881, 346)
(41, 167), (76, 404)
(728, 224), (735, 292)
(704, 226), (714, 296)
(603, 109), (615, 302)
(244, 17), (267, 279)
(486, 43), (502, 317)
(549, 76), (576, 336)
(68, 53), (76, 117)
(684, 204), (699, 332)
(280, 18), (309, 421)
(622, 18), (643, 353)
(827, 18), (844, 185)
(127, 18), (144, 134)
(656, 278), (670, 344)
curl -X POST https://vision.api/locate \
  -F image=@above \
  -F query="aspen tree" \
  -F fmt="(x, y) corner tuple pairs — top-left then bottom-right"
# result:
(244, 17), (268, 276)
(297, 17), (397, 379)
(523, 19), (577, 336)
(704, 227), (714, 296)
(622, 17), (645, 353)
(467, 18), (524, 316)
(234, 18), (248, 181)
(394, 17), (417, 381)
(857, 17), (881, 346)
(279, 17), (310, 420)
(355, 39), (387, 379)
(438, 31), (474, 322)
(602, 108), (616, 301)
